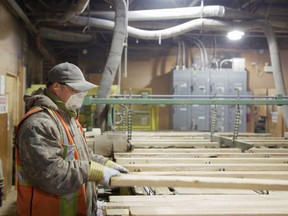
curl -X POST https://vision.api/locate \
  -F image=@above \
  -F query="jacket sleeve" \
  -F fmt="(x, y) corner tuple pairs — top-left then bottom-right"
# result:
(16, 111), (90, 196)
(88, 147), (108, 165)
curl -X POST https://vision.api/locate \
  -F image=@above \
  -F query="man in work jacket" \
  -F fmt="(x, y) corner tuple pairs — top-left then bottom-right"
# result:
(15, 62), (129, 216)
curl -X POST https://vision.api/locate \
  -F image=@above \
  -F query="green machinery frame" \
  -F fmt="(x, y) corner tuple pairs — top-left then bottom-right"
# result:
(83, 94), (288, 106)
(83, 94), (288, 151)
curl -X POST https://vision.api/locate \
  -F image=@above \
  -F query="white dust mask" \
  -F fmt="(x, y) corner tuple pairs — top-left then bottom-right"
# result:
(65, 91), (87, 110)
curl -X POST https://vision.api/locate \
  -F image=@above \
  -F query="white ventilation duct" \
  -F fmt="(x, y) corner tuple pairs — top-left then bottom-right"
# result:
(96, 0), (127, 131)
(89, 6), (225, 21)
(86, 6), (262, 21)
(70, 17), (231, 40)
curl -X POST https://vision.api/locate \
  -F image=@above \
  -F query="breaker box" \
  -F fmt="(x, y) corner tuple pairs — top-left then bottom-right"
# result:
(171, 68), (247, 132)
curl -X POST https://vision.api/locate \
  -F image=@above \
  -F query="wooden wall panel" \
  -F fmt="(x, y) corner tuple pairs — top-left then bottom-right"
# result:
(0, 113), (9, 198)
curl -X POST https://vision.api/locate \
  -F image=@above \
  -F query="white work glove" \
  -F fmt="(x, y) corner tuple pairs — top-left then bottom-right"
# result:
(88, 161), (121, 186)
(100, 166), (121, 186)
(105, 160), (129, 173)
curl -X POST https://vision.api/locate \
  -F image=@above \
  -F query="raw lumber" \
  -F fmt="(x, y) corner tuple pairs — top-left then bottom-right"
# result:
(108, 194), (288, 202)
(116, 157), (288, 164)
(110, 174), (288, 191)
(105, 208), (129, 216)
(128, 171), (288, 179)
(107, 194), (288, 215)
(128, 206), (288, 215)
(123, 163), (288, 172)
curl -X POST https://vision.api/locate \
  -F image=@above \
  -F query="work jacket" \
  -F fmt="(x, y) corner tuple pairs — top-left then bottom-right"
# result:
(15, 88), (107, 216)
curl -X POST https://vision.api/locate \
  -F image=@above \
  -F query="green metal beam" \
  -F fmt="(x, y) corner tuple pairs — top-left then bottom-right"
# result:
(83, 97), (288, 106)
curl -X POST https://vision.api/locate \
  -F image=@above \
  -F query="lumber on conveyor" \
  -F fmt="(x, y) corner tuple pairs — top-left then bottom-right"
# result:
(110, 174), (288, 191)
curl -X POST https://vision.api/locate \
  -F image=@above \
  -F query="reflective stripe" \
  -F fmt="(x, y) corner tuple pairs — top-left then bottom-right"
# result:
(17, 165), (31, 186)
(53, 111), (81, 160)
(60, 192), (78, 216)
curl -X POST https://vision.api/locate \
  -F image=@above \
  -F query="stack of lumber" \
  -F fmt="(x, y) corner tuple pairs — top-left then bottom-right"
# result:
(105, 131), (288, 215)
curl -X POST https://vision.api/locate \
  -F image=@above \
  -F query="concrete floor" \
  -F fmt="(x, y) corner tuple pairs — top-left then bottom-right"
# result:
(0, 187), (17, 216)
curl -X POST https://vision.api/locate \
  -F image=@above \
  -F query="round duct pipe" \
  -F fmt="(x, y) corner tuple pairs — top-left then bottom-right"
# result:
(85, 6), (262, 21)
(39, 27), (96, 43)
(95, 0), (127, 132)
(88, 6), (225, 21)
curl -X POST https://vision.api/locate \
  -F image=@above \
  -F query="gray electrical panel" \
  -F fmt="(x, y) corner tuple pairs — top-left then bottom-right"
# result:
(190, 70), (210, 131)
(171, 69), (192, 130)
(171, 68), (247, 132)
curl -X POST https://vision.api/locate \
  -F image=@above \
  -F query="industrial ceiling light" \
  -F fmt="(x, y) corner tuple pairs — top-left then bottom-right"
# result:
(227, 30), (245, 40)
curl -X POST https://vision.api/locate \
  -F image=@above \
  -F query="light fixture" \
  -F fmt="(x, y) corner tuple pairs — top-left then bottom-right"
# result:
(82, 48), (88, 55)
(227, 30), (245, 40)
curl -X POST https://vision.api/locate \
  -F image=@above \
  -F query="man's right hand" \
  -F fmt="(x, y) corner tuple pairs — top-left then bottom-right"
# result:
(88, 161), (121, 186)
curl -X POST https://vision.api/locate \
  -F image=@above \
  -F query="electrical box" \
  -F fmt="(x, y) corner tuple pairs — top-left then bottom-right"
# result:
(171, 69), (247, 132)
(232, 58), (246, 71)
(171, 69), (192, 130)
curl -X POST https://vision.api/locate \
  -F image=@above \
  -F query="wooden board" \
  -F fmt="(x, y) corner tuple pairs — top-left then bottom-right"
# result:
(116, 157), (288, 164)
(131, 148), (288, 153)
(128, 171), (288, 179)
(115, 152), (288, 158)
(106, 194), (288, 216)
(123, 163), (288, 172)
(111, 175), (288, 191)
(131, 141), (219, 148)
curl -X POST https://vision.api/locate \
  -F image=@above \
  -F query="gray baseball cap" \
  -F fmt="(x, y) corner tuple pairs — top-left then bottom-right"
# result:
(47, 62), (97, 92)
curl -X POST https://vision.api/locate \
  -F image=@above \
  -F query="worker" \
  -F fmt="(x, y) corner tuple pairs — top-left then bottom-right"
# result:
(15, 62), (129, 216)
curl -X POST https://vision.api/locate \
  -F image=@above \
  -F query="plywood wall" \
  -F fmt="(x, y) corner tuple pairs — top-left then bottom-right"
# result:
(0, 113), (8, 198)
(0, 2), (29, 195)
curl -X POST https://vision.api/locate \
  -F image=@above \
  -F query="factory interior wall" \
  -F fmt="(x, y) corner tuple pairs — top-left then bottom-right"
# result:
(0, 2), (25, 198)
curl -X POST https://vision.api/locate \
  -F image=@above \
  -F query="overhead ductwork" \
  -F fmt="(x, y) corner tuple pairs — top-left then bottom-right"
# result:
(39, 27), (96, 43)
(89, 6), (225, 21)
(35, 0), (90, 23)
(70, 17), (232, 40)
(95, 0), (127, 132)
(5, 0), (91, 62)
(5, 0), (57, 64)
(85, 6), (263, 21)
(262, 22), (288, 128)
(59, 0), (90, 22)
